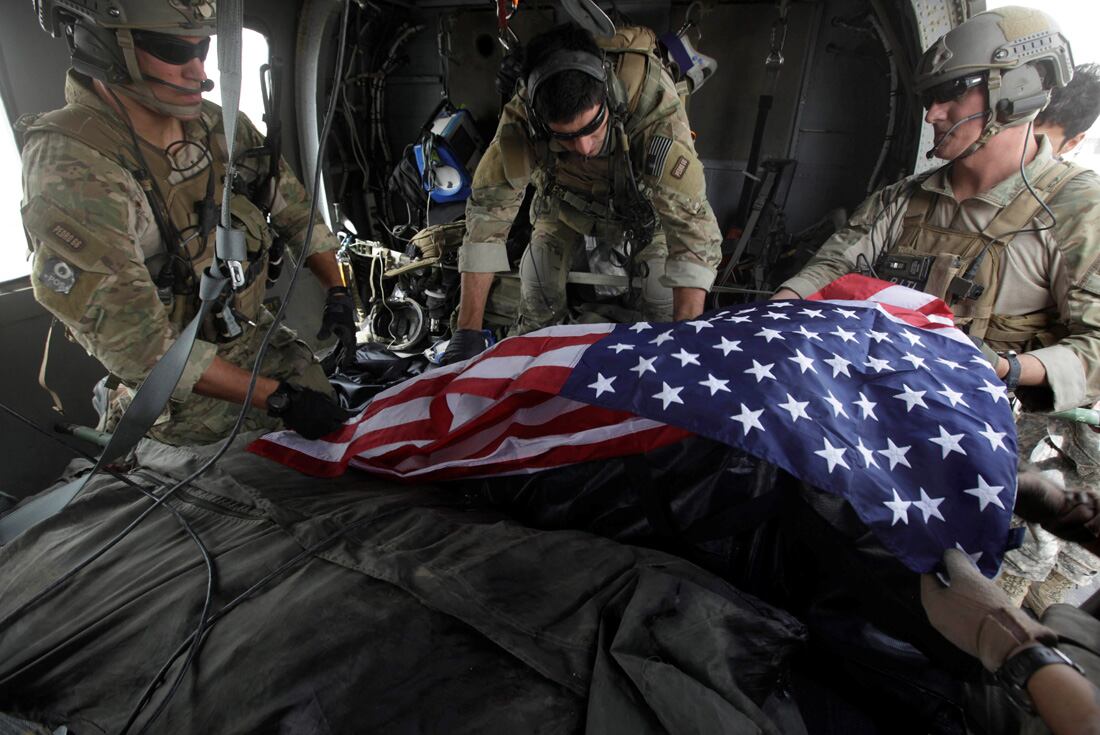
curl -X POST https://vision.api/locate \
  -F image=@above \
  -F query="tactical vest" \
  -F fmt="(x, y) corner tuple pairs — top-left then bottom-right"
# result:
(20, 102), (275, 344)
(517, 28), (670, 238)
(887, 158), (1088, 349)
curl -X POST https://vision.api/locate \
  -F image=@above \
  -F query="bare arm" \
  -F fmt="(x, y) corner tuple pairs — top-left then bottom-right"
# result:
(456, 272), (496, 330)
(771, 287), (802, 301)
(306, 250), (346, 290)
(672, 287), (706, 320)
(192, 355), (280, 410)
(995, 353), (1049, 388)
(1027, 656), (1100, 735)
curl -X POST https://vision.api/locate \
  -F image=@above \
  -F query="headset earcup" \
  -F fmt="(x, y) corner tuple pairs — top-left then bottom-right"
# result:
(71, 23), (129, 85)
(997, 65), (1047, 124)
(521, 92), (548, 140)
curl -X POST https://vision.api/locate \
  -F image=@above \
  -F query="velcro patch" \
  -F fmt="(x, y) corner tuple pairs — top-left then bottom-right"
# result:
(48, 222), (86, 250)
(671, 156), (690, 180)
(22, 196), (119, 275)
(38, 256), (79, 294)
(645, 136), (674, 178)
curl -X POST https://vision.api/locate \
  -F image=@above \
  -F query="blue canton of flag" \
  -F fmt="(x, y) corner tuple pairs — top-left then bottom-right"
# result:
(558, 294), (1018, 576)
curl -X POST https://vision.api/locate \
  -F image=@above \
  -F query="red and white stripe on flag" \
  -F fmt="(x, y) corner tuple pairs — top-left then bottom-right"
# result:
(248, 323), (690, 479)
(810, 274), (970, 346)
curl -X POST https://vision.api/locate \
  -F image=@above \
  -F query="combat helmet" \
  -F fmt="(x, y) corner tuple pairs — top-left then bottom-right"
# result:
(33, 0), (217, 118)
(915, 5), (1074, 156)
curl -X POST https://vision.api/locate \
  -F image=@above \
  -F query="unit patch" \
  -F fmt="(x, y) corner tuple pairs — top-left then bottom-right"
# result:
(645, 135), (674, 177)
(39, 256), (79, 295)
(671, 156), (690, 180)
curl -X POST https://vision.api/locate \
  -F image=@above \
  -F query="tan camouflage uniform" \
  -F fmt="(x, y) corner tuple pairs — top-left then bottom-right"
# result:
(20, 71), (339, 446)
(1003, 413), (1100, 611)
(459, 28), (722, 333)
(779, 135), (1100, 610)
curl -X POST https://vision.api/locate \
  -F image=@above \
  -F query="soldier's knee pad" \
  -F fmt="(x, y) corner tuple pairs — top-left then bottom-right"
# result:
(517, 244), (568, 329)
(519, 246), (567, 306)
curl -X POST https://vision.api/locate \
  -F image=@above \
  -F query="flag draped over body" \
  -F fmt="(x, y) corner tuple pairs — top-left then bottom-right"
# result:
(250, 275), (1018, 575)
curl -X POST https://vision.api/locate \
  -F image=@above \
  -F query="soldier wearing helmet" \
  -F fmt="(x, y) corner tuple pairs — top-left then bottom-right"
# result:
(774, 6), (1100, 611)
(18, 0), (356, 444)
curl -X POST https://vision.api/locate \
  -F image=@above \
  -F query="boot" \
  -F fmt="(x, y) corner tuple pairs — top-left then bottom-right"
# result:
(1024, 571), (1076, 615)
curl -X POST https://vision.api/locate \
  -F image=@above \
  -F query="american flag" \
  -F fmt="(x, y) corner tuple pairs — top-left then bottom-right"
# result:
(250, 275), (1018, 575)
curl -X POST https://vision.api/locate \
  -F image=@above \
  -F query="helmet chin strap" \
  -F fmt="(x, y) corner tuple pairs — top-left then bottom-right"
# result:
(113, 28), (207, 119)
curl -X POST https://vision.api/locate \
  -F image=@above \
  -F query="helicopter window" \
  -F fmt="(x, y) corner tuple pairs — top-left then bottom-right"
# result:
(0, 96), (26, 283)
(204, 28), (272, 137)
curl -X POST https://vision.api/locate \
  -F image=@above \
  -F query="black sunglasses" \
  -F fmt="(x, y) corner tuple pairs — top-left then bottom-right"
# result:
(920, 73), (986, 109)
(132, 31), (211, 65)
(548, 102), (607, 141)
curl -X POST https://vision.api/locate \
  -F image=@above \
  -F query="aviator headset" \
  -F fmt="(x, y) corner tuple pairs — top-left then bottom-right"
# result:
(523, 48), (612, 141)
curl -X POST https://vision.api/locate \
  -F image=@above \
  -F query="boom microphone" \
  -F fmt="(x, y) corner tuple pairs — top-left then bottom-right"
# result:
(144, 75), (215, 94)
(925, 111), (987, 159)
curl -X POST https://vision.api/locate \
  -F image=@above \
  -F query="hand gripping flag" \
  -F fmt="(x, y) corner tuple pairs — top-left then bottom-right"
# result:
(250, 275), (1018, 575)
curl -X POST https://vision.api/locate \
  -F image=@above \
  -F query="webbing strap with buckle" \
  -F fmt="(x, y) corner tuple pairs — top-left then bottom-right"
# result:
(0, 281), (224, 545)
(548, 183), (612, 219)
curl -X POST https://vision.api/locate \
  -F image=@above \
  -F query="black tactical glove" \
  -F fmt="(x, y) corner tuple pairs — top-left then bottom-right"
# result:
(496, 51), (524, 100)
(317, 286), (358, 366)
(441, 329), (489, 366)
(266, 382), (351, 440)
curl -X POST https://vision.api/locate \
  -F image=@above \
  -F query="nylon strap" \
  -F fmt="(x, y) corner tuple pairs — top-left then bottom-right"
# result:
(0, 288), (223, 546)
(735, 0), (789, 226)
(0, 1), (246, 546)
(216, 0), (248, 283)
(218, 0), (243, 224)
(984, 312), (1058, 346)
(36, 319), (65, 415)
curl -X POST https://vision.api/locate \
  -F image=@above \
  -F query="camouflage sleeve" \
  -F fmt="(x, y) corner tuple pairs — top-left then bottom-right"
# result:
(459, 97), (530, 274)
(1029, 172), (1100, 410)
(237, 112), (340, 260)
(778, 179), (912, 298)
(20, 132), (216, 400)
(638, 78), (721, 290)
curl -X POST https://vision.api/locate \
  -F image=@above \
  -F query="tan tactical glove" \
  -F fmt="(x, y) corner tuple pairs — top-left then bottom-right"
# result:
(921, 548), (1059, 671)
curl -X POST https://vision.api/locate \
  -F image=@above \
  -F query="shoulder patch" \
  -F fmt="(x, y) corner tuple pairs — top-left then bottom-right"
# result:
(23, 196), (98, 254)
(22, 196), (121, 275)
(645, 135), (674, 178)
